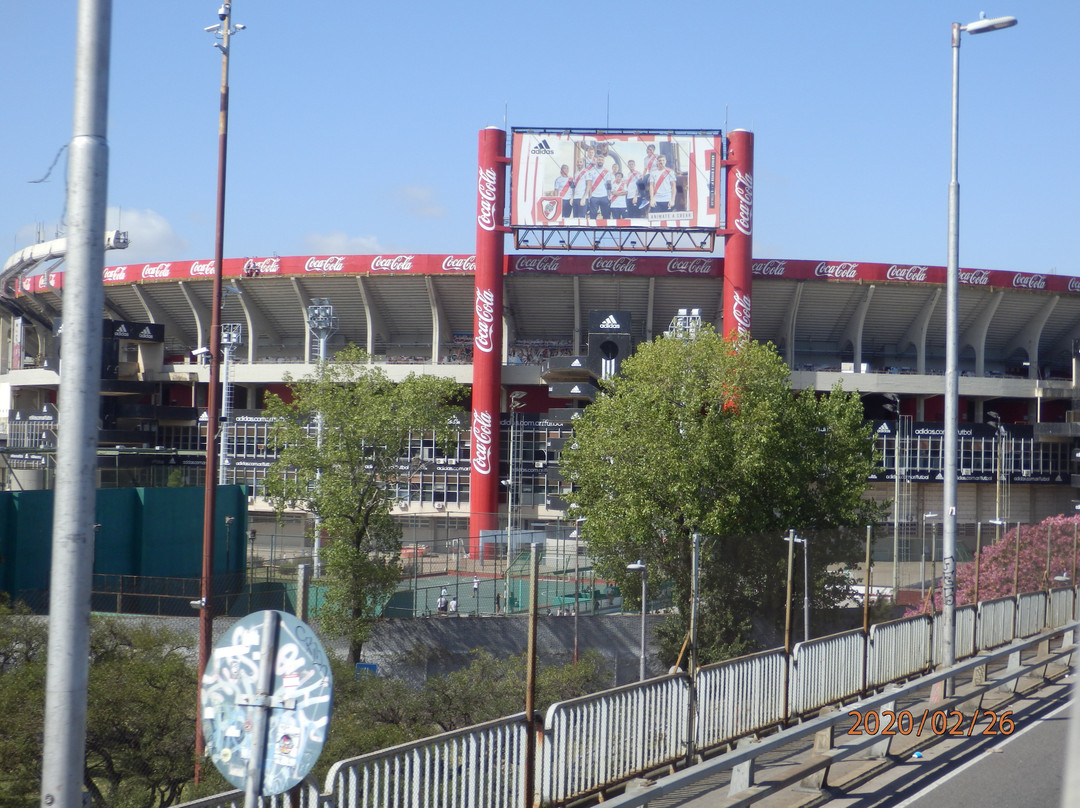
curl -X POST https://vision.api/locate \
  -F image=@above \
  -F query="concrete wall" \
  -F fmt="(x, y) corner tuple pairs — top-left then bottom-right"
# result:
(360, 613), (669, 688)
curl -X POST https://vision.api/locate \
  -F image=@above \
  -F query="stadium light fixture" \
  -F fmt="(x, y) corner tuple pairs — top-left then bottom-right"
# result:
(942, 11), (1016, 693)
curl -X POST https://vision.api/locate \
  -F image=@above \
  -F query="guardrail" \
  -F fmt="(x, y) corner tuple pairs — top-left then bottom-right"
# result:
(176, 586), (1077, 808)
(598, 622), (1078, 808)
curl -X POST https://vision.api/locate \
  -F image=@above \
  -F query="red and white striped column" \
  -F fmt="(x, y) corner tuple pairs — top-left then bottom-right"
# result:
(469, 127), (506, 557)
(723, 130), (754, 338)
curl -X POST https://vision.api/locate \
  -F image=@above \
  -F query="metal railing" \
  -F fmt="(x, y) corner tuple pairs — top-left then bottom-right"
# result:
(177, 586), (1077, 808)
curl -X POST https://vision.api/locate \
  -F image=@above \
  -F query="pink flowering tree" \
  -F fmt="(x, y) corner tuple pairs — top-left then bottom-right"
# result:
(908, 513), (1080, 615)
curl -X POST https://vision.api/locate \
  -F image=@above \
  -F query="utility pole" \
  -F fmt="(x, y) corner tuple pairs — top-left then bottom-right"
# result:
(196, 0), (244, 779)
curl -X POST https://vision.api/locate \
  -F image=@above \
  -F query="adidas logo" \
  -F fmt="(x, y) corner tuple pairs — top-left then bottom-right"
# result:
(138, 327), (154, 340)
(114, 324), (129, 337)
(599, 315), (621, 329)
(876, 423), (892, 434)
(530, 138), (555, 155)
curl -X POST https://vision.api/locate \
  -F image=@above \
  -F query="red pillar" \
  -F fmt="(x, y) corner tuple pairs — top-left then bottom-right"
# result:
(469, 127), (506, 557)
(723, 130), (754, 337)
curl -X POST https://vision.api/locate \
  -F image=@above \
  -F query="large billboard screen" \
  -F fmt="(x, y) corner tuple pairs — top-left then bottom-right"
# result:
(511, 130), (723, 230)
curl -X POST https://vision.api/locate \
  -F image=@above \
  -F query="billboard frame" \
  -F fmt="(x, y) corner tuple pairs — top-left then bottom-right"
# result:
(510, 128), (725, 253)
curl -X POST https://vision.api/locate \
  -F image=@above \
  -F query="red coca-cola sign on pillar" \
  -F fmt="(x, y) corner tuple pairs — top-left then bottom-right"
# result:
(723, 130), (754, 339)
(470, 127), (506, 557)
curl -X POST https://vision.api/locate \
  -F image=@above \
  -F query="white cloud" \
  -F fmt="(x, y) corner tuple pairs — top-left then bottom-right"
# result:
(6, 208), (188, 266)
(304, 231), (386, 254)
(394, 185), (447, 219)
(105, 207), (188, 265)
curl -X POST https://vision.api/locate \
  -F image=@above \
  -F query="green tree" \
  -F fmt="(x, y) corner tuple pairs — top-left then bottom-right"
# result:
(909, 513), (1080, 614)
(560, 329), (882, 663)
(264, 345), (463, 663)
(0, 611), (208, 808)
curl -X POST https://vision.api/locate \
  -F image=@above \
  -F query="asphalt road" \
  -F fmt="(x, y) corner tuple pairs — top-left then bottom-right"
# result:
(812, 677), (1075, 808)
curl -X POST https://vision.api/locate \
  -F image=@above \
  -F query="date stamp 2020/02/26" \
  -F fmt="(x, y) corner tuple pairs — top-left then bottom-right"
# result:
(847, 709), (1015, 737)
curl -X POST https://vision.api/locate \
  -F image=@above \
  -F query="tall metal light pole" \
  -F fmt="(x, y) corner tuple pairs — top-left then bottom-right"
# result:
(627, 560), (647, 681)
(39, 1), (111, 804)
(785, 532), (809, 642)
(305, 298), (336, 579)
(885, 397), (902, 601)
(195, 1), (244, 777)
(942, 13), (1017, 680)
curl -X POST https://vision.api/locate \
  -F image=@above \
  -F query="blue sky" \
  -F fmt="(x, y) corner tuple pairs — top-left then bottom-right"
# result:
(2, 1), (1077, 274)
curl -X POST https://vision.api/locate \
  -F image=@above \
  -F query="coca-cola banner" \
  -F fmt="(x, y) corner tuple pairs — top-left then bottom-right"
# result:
(510, 130), (723, 230)
(19, 255), (1077, 295)
(511, 255), (721, 276)
(93, 254), (479, 286)
(749, 259), (1067, 292)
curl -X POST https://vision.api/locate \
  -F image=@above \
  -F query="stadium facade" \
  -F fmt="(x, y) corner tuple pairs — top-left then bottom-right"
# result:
(3, 243), (1080, 560)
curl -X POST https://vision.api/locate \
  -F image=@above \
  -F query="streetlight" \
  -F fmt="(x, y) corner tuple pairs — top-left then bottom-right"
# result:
(572, 517), (585, 664)
(305, 298), (337, 579)
(884, 396), (902, 602)
(943, 10), (1017, 684)
(196, 1), (245, 779)
(627, 560), (647, 682)
(784, 532), (810, 643)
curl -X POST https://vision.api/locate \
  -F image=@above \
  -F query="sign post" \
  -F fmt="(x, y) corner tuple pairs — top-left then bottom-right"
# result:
(200, 610), (333, 802)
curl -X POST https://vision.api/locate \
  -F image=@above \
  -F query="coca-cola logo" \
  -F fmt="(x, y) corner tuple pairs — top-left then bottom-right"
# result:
(371, 255), (415, 272)
(141, 263), (172, 279)
(1013, 274), (1046, 290)
(515, 256), (561, 273)
(591, 256), (637, 273)
(103, 267), (128, 282)
(1068, 278), (1080, 294)
(477, 167), (499, 232)
(752, 260), (787, 277)
(733, 169), (753, 236)
(471, 409), (494, 475)
(243, 257), (281, 275)
(731, 289), (751, 334)
(474, 288), (496, 353)
(814, 262), (858, 280)
(304, 256), (346, 273)
(960, 269), (991, 286)
(667, 257), (713, 275)
(441, 255), (476, 272)
(189, 261), (216, 277)
(885, 265), (929, 283)
(20, 277), (32, 291)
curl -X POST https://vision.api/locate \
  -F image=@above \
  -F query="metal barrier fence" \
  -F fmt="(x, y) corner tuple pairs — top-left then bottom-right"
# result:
(790, 628), (865, 714)
(931, 604), (977, 665)
(694, 648), (787, 749)
(322, 713), (529, 808)
(867, 614), (931, 688)
(177, 586), (1076, 808)
(1016, 592), (1046, 638)
(1049, 588), (1075, 628)
(540, 674), (687, 805)
(977, 595), (1016, 649)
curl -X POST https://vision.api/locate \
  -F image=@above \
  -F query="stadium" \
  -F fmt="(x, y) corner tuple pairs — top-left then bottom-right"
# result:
(3, 238), (1080, 572)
